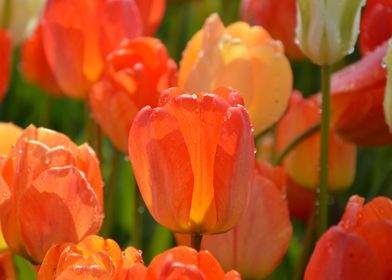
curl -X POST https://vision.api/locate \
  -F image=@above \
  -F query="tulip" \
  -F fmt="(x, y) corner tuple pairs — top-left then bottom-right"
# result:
(146, 246), (241, 280)
(0, 125), (104, 263)
(305, 195), (392, 279)
(0, 0), (45, 44)
(0, 252), (15, 279)
(330, 41), (392, 146)
(177, 162), (292, 279)
(21, 24), (62, 96)
(240, 0), (304, 60)
(276, 92), (356, 191)
(135, 0), (166, 36)
(0, 29), (11, 101)
(178, 13), (292, 135)
(89, 37), (177, 153)
(296, 0), (365, 65)
(27, 0), (142, 98)
(128, 87), (254, 234)
(360, 0), (392, 55)
(38, 235), (145, 279)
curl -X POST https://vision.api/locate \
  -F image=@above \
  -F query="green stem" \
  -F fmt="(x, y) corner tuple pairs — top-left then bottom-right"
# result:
(317, 65), (332, 238)
(100, 149), (121, 237)
(292, 212), (316, 280)
(1, 0), (11, 29)
(133, 179), (142, 248)
(190, 233), (203, 251)
(273, 123), (321, 166)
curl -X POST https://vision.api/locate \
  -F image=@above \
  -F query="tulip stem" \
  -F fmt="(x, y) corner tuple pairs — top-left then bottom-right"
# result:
(132, 180), (142, 248)
(190, 234), (203, 251)
(318, 65), (332, 238)
(100, 148), (121, 237)
(273, 123), (320, 166)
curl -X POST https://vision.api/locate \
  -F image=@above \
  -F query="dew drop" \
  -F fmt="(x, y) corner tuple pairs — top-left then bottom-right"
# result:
(191, 94), (197, 99)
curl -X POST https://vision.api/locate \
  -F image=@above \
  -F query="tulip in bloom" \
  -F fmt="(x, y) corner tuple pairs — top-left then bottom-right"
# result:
(276, 92), (356, 190)
(330, 41), (392, 145)
(177, 162), (292, 279)
(38, 235), (145, 279)
(128, 87), (254, 234)
(146, 246), (241, 280)
(89, 37), (177, 153)
(178, 13), (292, 135)
(296, 0), (365, 65)
(27, 0), (142, 98)
(0, 0), (45, 44)
(0, 29), (11, 102)
(305, 195), (392, 279)
(0, 252), (15, 279)
(241, 0), (304, 60)
(360, 0), (392, 55)
(135, 0), (166, 36)
(0, 125), (104, 263)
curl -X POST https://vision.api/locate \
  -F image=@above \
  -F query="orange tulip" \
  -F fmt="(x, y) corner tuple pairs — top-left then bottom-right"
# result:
(135, 0), (166, 36)
(240, 0), (304, 60)
(38, 235), (145, 279)
(27, 0), (142, 98)
(145, 246), (241, 280)
(21, 24), (62, 96)
(330, 41), (391, 146)
(0, 29), (11, 102)
(0, 125), (104, 263)
(360, 0), (392, 55)
(177, 162), (292, 279)
(178, 13), (292, 135)
(89, 37), (177, 152)
(128, 87), (254, 234)
(276, 92), (356, 191)
(305, 195), (392, 279)
(0, 252), (16, 280)
(286, 177), (316, 221)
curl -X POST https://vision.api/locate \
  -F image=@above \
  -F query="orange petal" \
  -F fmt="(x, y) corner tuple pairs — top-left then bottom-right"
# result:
(0, 30), (11, 101)
(135, 0), (166, 35)
(0, 123), (23, 156)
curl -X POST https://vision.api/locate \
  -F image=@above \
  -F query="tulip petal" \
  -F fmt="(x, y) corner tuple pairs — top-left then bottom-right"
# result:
(0, 123), (23, 156)
(0, 30), (11, 102)
(19, 166), (103, 262)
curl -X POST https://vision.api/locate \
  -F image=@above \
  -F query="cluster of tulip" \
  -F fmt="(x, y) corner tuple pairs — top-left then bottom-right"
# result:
(0, 0), (392, 279)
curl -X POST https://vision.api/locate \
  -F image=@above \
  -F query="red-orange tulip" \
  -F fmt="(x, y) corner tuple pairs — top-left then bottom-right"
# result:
(21, 24), (62, 96)
(135, 0), (166, 36)
(331, 41), (391, 146)
(0, 29), (11, 102)
(0, 252), (16, 280)
(146, 246), (241, 280)
(277, 92), (356, 191)
(0, 125), (104, 263)
(128, 87), (254, 234)
(177, 162), (292, 279)
(89, 37), (177, 152)
(305, 195), (392, 279)
(29, 0), (142, 98)
(360, 0), (392, 55)
(38, 235), (145, 279)
(240, 0), (304, 60)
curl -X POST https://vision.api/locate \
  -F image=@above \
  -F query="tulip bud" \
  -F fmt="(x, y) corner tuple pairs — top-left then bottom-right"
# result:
(0, 0), (45, 44)
(384, 40), (392, 132)
(296, 0), (365, 65)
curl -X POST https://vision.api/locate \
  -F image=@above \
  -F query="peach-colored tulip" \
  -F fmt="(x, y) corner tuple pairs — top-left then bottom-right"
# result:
(129, 87), (254, 234)
(89, 37), (177, 152)
(146, 246), (241, 280)
(0, 29), (11, 102)
(178, 13), (292, 135)
(38, 235), (145, 279)
(177, 162), (292, 279)
(276, 92), (356, 191)
(0, 125), (104, 263)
